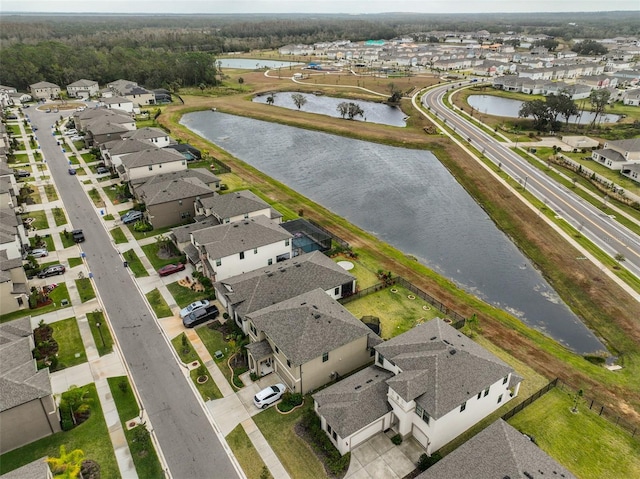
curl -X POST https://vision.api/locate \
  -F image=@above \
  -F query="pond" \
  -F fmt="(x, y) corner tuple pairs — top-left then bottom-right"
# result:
(467, 95), (621, 125)
(180, 111), (606, 355)
(253, 91), (407, 126)
(217, 58), (303, 70)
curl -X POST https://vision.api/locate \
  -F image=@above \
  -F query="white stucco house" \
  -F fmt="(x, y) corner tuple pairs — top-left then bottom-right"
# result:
(191, 215), (292, 282)
(121, 127), (171, 148)
(194, 189), (282, 225)
(119, 147), (187, 181)
(313, 319), (522, 456)
(101, 96), (135, 113)
(66, 79), (99, 99)
(591, 138), (640, 171)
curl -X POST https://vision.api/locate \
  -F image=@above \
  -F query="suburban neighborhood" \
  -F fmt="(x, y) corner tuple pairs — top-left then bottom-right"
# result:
(0, 8), (638, 479)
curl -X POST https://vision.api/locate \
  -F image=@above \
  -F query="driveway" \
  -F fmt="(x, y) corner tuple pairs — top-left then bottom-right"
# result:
(345, 432), (423, 479)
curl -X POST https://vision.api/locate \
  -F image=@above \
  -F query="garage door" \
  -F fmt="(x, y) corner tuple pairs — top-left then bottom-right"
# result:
(350, 419), (385, 450)
(412, 423), (429, 448)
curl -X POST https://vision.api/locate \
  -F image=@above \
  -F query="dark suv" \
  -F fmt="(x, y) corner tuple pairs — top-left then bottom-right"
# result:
(37, 264), (66, 278)
(182, 305), (220, 328)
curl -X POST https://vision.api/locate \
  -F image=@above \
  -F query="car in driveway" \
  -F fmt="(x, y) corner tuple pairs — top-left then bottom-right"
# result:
(157, 263), (186, 277)
(182, 304), (219, 328)
(253, 384), (287, 409)
(179, 300), (211, 319)
(28, 248), (48, 258)
(68, 168), (77, 175)
(121, 210), (143, 224)
(13, 169), (31, 178)
(37, 264), (66, 278)
(96, 166), (110, 175)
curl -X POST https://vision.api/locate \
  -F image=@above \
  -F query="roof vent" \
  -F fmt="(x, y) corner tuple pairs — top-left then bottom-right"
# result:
(355, 385), (362, 390)
(366, 379), (373, 384)
(430, 336), (437, 340)
(267, 273), (273, 277)
(295, 263), (301, 267)
(314, 314), (321, 319)
(300, 302), (307, 306)
(449, 349), (457, 355)
(233, 224), (239, 227)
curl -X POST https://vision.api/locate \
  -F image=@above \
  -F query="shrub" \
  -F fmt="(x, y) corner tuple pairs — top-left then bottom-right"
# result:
(417, 452), (442, 471)
(391, 433), (403, 445)
(278, 392), (304, 411)
(133, 220), (153, 232)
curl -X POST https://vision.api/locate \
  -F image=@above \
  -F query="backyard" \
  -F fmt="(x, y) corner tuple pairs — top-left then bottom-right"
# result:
(21, 210), (48, 230)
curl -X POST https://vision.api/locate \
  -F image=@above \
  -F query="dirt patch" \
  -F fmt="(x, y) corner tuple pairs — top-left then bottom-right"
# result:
(178, 276), (205, 292)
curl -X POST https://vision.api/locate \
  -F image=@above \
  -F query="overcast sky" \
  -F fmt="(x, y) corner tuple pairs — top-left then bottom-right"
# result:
(3, 0), (639, 14)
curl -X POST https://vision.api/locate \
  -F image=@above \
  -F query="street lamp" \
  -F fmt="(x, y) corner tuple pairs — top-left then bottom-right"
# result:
(96, 322), (105, 348)
(523, 176), (528, 192)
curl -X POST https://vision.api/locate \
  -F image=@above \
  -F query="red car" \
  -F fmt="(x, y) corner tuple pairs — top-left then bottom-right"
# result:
(157, 263), (186, 277)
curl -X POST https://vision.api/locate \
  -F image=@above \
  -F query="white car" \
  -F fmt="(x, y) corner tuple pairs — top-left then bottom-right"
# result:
(253, 383), (287, 409)
(29, 248), (48, 258)
(179, 300), (210, 319)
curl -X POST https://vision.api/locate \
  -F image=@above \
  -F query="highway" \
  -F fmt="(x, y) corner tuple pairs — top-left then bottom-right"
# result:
(417, 83), (640, 282)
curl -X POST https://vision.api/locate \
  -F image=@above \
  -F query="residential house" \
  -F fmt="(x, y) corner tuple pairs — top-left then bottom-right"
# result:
(101, 138), (157, 170)
(101, 96), (135, 113)
(84, 120), (131, 147)
(191, 215), (292, 282)
(165, 143), (201, 162)
(73, 107), (134, 132)
(119, 148), (187, 181)
(579, 74), (618, 90)
(313, 319), (521, 456)
(0, 207), (28, 262)
(121, 127), (171, 148)
(562, 136), (599, 151)
(28, 81), (60, 100)
(0, 457), (52, 478)
(66, 79), (99, 99)
(622, 89), (640, 106)
(0, 250), (29, 314)
(106, 79), (155, 106)
(194, 190), (282, 225)
(592, 138), (640, 171)
(621, 164), (640, 184)
(132, 174), (218, 229)
(0, 85), (17, 108)
(0, 317), (61, 453)
(170, 216), (222, 254)
(416, 419), (575, 478)
(214, 250), (355, 333)
(245, 288), (380, 393)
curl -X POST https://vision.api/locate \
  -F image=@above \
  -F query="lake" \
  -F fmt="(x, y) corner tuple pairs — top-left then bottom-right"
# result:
(218, 58), (303, 69)
(181, 111), (605, 354)
(253, 91), (408, 126)
(467, 95), (621, 124)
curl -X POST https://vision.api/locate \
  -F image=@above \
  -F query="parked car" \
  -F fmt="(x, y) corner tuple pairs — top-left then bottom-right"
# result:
(253, 384), (287, 409)
(72, 229), (85, 243)
(13, 169), (31, 178)
(70, 135), (84, 142)
(157, 263), (186, 277)
(68, 168), (77, 175)
(29, 248), (48, 258)
(182, 305), (219, 328)
(96, 166), (109, 174)
(121, 210), (143, 224)
(65, 129), (78, 136)
(5, 114), (18, 120)
(179, 300), (211, 319)
(37, 264), (66, 278)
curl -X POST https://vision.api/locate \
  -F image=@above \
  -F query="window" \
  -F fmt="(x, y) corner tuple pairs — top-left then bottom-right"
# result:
(285, 239), (290, 246)
(334, 287), (340, 295)
(239, 251), (245, 260)
(215, 258), (222, 267)
(267, 258), (273, 266)
(484, 387), (490, 397)
(254, 248), (258, 254)
(275, 346), (279, 354)
(498, 394), (503, 404)
(322, 352), (329, 362)
(181, 211), (191, 219)
(502, 375), (509, 385)
(327, 424), (332, 434)
(377, 353), (384, 365)
(460, 402), (466, 412)
(250, 324), (256, 335)
(148, 165), (153, 170)
(477, 392), (482, 400)
(244, 213), (249, 219)
(224, 218), (230, 223)
(332, 431), (337, 440)
(158, 164), (162, 168)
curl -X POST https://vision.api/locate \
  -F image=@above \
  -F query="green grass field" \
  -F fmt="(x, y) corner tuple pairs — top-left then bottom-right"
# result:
(166, 281), (211, 308)
(51, 317), (86, 369)
(123, 249), (149, 277)
(68, 257), (83, 268)
(75, 278), (96, 303)
(145, 288), (173, 318)
(86, 310), (113, 356)
(110, 227), (129, 244)
(226, 424), (268, 479)
(53, 207), (67, 226)
(171, 333), (223, 400)
(22, 210), (48, 230)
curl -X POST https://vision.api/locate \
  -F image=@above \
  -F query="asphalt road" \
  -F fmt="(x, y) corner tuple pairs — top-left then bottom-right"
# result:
(419, 83), (640, 280)
(28, 107), (240, 479)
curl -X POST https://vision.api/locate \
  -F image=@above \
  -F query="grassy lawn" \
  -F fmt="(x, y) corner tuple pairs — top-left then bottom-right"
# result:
(102, 184), (131, 205)
(81, 152), (96, 162)
(110, 227), (129, 244)
(75, 278), (96, 303)
(166, 281), (211, 308)
(88, 187), (105, 207)
(103, 214), (114, 220)
(171, 333), (223, 400)
(253, 399), (325, 479)
(51, 317), (87, 369)
(30, 234), (55, 252)
(22, 210), (48, 230)
(13, 283), (72, 322)
(145, 288), (173, 318)
(60, 231), (76, 249)
(53, 207), (67, 226)
(73, 140), (86, 150)
(68, 257), (83, 268)
(332, 255), (380, 288)
(226, 424), (268, 479)
(129, 223), (186, 241)
(123, 249), (149, 277)
(344, 285), (442, 339)
(0, 384), (120, 478)
(86, 310), (114, 356)
(509, 387), (640, 479)
(141, 242), (185, 270)
(68, 154), (80, 165)
(196, 326), (236, 388)
(107, 377), (163, 478)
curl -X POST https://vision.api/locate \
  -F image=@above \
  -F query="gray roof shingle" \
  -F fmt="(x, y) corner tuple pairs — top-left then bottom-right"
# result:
(416, 419), (576, 479)
(215, 251), (355, 317)
(121, 148), (184, 169)
(248, 288), (380, 366)
(136, 177), (213, 206)
(198, 190), (274, 220)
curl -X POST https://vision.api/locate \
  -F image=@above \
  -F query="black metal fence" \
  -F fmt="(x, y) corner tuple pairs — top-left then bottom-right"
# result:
(210, 158), (231, 174)
(502, 378), (559, 421)
(394, 277), (467, 328)
(339, 282), (390, 304)
(307, 219), (350, 250)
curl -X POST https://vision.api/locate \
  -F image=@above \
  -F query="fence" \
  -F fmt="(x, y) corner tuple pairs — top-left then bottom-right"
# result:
(394, 277), (467, 328)
(307, 219), (350, 250)
(210, 158), (231, 174)
(502, 378), (559, 421)
(339, 282), (390, 304)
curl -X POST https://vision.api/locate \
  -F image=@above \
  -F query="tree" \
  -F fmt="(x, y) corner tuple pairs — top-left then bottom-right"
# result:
(337, 102), (349, 119)
(519, 99), (552, 131)
(346, 102), (364, 120)
(266, 94), (275, 105)
(572, 39), (608, 56)
(546, 92), (578, 127)
(614, 253), (626, 269)
(47, 445), (84, 479)
(291, 93), (307, 110)
(588, 89), (611, 129)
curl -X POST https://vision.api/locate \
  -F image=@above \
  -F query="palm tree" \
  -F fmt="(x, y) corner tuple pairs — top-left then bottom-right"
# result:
(266, 94), (275, 106)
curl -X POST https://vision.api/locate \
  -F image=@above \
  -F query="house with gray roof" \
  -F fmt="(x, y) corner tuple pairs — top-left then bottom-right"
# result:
(194, 190), (282, 225)
(28, 81), (60, 100)
(121, 127), (171, 148)
(0, 317), (61, 453)
(119, 148), (187, 181)
(313, 319), (522, 456)
(106, 79), (155, 106)
(73, 107), (135, 132)
(101, 138), (157, 169)
(245, 288), (381, 394)
(592, 138), (640, 171)
(0, 250), (29, 315)
(416, 419), (575, 479)
(215, 250), (356, 333)
(66, 79), (99, 99)
(191, 215), (292, 282)
(621, 163), (640, 184)
(101, 95), (135, 113)
(0, 457), (52, 479)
